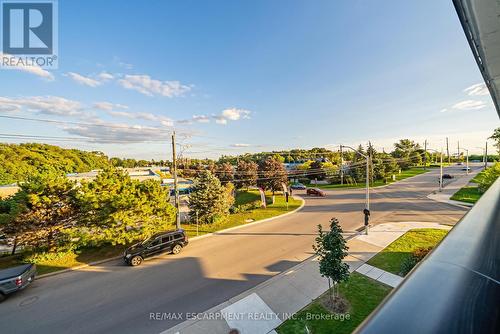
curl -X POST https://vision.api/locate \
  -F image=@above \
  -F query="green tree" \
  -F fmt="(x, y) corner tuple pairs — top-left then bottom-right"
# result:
(489, 127), (500, 154)
(257, 157), (288, 194)
(188, 171), (234, 224)
(76, 167), (175, 245)
(216, 162), (234, 184)
(0, 171), (78, 251)
(313, 218), (350, 304)
(235, 160), (258, 189)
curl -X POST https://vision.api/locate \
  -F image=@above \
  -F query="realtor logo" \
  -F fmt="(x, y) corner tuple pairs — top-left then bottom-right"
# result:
(1, 0), (58, 68)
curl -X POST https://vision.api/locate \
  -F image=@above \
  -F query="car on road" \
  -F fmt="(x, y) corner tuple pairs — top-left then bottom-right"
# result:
(290, 182), (306, 190)
(461, 167), (471, 171)
(124, 229), (189, 266)
(442, 174), (454, 179)
(306, 188), (326, 197)
(0, 264), (37, 302)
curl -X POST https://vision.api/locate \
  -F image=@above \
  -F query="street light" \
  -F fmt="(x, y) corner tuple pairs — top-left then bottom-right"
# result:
(475, 146), (486, 169)
(427, 148), (443, 192)
(458, 147), (469, 175)
(340, 145), (370, 235)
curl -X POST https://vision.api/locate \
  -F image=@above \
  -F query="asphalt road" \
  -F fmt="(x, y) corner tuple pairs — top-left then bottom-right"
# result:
(0, 165), (477, 334)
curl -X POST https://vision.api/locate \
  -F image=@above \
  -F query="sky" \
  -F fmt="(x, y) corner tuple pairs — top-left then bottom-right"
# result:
(0, 0), (498, 160)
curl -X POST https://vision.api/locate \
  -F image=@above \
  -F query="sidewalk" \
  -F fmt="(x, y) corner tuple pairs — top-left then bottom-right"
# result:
(162, 222), (451, 334)
(427, 170), (479, 207)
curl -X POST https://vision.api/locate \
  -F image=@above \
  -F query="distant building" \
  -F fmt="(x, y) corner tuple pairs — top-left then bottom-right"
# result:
(66, 167), (161, 182)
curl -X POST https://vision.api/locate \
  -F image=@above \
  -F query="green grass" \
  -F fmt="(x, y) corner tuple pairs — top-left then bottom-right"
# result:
(309, 167), (429, 190)
(367, 228), (448, 276)
(234, 190), (261, 205)
(450, 186), (482, 204)
(277, 273), (391, 334)
(470, 170), (487, 184)
(0, 244), (126, 276)
(182, 191), (302, 237)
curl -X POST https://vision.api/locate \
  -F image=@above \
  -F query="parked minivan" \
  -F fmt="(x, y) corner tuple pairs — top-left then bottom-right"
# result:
(124, 229), (188, 266)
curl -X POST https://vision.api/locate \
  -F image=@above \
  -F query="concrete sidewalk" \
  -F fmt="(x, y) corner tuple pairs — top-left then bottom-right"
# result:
(162, 222), (451, 334)
(427, 170), (480, 207)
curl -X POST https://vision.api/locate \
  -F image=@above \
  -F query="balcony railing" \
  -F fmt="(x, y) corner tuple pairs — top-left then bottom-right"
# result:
(354, 177), (500, 334)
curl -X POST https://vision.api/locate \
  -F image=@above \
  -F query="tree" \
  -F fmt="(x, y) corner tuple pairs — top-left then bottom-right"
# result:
(216, 162), (234, 184)
(0, 171), (78, 251)
(489, 127), (500, 154)
(188, 171), (234, 224)
(410, 151), (423, 165)
(257, 157), (288, 194)
(235, 160), (258, 189)
(76, 167), (175, 245)
(313, 218), (350, 305)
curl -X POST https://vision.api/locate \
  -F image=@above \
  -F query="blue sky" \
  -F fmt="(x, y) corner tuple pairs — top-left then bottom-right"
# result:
(1, 0), (498, 159)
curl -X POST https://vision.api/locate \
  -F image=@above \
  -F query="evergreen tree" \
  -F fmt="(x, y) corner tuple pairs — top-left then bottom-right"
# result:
(0, 170), (78, 251)
(76, 167), (175, 245)
(188, 171), (234, 224)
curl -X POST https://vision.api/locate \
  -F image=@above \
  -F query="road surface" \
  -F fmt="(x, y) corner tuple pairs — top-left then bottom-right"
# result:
(0, 165), (476, 334)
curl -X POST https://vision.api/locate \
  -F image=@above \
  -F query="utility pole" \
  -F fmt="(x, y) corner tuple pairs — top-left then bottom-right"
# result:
(340, 145), (344, 185)
(424, 139), (427, 170)
(457, 141), (460, 162)
(485, 141), (488, 169)
(172, 131), (180, 229)
(446, 137), (450, 164)
(341, 145), (370, 235)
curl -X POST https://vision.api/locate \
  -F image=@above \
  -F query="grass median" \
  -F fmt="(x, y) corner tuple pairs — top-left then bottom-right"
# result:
(182, 191), (302, 237)
(367, 228), (448, 276)
(277, 273), (391, 334)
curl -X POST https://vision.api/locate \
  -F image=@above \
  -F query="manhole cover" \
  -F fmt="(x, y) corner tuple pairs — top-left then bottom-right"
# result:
(19, 296), (39, 307)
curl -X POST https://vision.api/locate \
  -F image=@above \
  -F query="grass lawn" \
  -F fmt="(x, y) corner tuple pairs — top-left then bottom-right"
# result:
(0, 244), (126, 276)
(450, 186), (482, 204)
(277, 273), (392, 334)
(367, 228), (448, 276)
(309, 167), (429, 190)
(182, 191), (302, 237)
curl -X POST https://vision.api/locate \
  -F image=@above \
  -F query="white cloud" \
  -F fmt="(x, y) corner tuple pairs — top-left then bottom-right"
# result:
(0, 53), (54, 81)
(65, 72), (101, 87)
(0, 96), (82, 116)
(451, 100), (487, 110)
(214, 116), (228, 124)
(118, 74), (191, 97)
(192, 115), (210, 123)
(464, 83), (489, 96)
(64, 121), (170, 144)
(231, 143), (251, 147)
(93, 101), (128, 111)
(439, 108), (448, 113)
(97, 71), (114, 81)
(106, 110), (174, 127)
(221, 108), (251, 120)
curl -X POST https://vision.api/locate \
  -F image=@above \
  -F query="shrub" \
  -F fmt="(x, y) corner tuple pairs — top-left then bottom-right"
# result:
(478, 162), (500, 193)
(400, 247), (432, 276)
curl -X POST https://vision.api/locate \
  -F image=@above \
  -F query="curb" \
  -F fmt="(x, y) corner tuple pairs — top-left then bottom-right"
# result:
(36, 196), (306, 280)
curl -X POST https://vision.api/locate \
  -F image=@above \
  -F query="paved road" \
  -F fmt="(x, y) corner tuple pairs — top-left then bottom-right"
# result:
(0, 165), (477, 334)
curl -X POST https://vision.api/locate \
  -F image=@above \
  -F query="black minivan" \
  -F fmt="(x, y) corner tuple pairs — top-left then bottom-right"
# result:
(124, 229), (188, 266)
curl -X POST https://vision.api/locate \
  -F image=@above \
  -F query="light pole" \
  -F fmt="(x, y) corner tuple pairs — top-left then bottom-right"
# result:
(458, 147), (469, 174)
(340, 145), (370, 234)
(475, 146), (486, 169)
(427, 148), (443, 192)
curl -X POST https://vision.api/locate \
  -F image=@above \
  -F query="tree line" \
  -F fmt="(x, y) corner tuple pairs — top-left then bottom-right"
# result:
(0, 143), (168, 186)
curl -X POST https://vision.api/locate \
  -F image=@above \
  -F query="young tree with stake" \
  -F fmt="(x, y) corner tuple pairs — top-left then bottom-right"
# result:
(313, 218), (350, 306)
